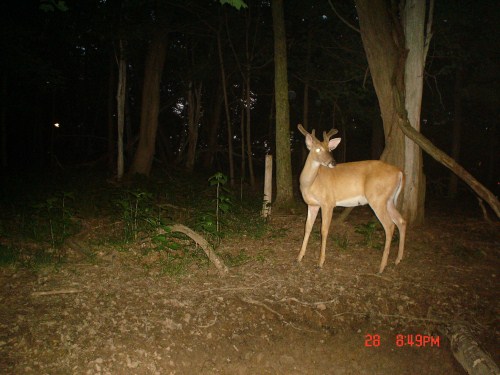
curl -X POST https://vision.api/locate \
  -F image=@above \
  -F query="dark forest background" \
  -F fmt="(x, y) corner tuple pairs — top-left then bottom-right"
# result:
(0, 0), (498, 198)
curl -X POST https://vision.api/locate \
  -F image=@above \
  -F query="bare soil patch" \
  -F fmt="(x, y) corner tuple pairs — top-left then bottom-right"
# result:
(1, 206), (498, 374)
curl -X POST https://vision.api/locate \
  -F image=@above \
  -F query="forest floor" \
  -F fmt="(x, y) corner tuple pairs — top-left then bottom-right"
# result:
(0, 200), (499, 374)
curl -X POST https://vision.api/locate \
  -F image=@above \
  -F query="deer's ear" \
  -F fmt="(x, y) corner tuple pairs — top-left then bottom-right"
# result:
(328, 138), (341, 151)
(305, 134), (314, 150)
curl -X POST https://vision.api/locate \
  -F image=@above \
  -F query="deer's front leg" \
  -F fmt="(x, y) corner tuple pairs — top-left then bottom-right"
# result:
(318, 206), (334, 268)
(297, 205), (320, 263)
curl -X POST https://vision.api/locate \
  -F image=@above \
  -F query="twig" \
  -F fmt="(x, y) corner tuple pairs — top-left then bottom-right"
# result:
(477, 198), (492, 222)
(31, 289), (82, 297)
(241, 296), (284, 320)
(327, 0), (360, 34)
(272, 297), (338, 307)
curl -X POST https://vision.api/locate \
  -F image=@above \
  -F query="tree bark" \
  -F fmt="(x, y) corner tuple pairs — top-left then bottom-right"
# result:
(128, 33), (167, 177)
(448, 65), (464, 198)
(217, 30), (235, 186)
(185, 81), (203, 172)
(394, 93), (500, 218)
(203, 83), (223, 170)
(272, 0), (294, 208)
(356, 0), (406, 172)
(116, 40), (126, 180)
(402, 0), (427, 224)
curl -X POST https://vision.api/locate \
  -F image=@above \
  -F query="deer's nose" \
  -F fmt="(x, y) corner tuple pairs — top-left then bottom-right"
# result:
(328, 160), (336, 168)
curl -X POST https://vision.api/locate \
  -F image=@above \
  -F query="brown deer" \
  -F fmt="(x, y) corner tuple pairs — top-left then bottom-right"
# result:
(297, 124), (406, 273)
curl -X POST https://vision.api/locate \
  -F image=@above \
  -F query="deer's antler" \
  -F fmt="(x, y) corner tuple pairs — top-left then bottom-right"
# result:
(324, 128), (338, 141)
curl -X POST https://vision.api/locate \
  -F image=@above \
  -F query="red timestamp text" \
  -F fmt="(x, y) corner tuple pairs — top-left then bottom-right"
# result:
(364, 334), (440, 348)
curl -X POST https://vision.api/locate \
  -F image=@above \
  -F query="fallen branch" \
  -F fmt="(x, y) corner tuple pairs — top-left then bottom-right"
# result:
(162, 224), (228, 275)
(31, 289), (82, 297)
(439, 324), (499, 375)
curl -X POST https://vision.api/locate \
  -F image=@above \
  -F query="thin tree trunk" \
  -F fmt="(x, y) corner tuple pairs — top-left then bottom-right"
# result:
(272, 0), (294, 208)
(301, 27), (312, 163)
(217, 30), (235, 186)
(185, 81), (202, 172)
(128, 34), (167, 176)
(204, 84), (223, 170)
(448, 65), (464, 198)
(1, 71), (7, 168)
(245, 71), (255, 187)
(107, 51), (116, 172)
(240, 91), (245, 182)
(116, 40), (126, 180)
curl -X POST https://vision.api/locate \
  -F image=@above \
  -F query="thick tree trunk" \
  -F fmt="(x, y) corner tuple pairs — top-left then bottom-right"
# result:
(394, 95), (500, 218)
(356, 0), (406, 173)
(402, 0), (426, 224)
(128, 34), (167, 177)
(272, 0), (294, 208)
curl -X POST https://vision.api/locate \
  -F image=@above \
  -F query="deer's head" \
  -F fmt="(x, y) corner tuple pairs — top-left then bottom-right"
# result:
(298, 124), (341, 168)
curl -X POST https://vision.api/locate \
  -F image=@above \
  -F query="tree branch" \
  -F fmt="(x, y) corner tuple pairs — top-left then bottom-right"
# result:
(328, 0), (360, 34)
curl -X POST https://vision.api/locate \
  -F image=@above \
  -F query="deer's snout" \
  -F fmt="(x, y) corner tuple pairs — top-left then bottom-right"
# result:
(327, 160), (336, 168)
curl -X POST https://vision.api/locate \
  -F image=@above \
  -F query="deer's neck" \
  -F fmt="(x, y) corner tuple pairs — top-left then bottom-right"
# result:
(299, 156), (321, 190)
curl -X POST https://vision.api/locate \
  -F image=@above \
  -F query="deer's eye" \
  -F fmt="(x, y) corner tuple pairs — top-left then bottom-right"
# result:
(315, 148), (321, 153)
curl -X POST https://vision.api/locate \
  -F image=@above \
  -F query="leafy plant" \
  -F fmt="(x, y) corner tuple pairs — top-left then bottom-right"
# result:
(355, 221), (381, 249)
(32, 191), (76, 250)
(205, 172), (232, 235)
(334, 232), (350, 251)
(113, 189), (157, 241)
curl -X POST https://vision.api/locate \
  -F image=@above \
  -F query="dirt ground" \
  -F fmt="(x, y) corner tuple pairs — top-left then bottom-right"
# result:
(1, 204), (498, 375)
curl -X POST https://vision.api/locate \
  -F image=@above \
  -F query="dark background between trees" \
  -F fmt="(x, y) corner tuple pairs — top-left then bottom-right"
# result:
(1, 0), (498, 200)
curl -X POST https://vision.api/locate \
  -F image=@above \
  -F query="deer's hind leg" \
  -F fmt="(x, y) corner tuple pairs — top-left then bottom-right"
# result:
(371, 200), (396, 274)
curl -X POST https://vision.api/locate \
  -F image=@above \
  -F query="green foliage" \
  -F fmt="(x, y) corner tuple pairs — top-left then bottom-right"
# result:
(202, 172), (233, 236)
(32, 191), (77, 250)
(39, 0), (68, 12)
(113, 189), (158, 241)
(355, 221), (381, 249)
(334, 232), (350, 251)
(219, 0), (248, 10)
(0, 244), (19, 266)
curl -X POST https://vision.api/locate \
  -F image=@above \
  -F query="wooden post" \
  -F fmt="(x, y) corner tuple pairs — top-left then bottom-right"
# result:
(261, 154), (273, 218)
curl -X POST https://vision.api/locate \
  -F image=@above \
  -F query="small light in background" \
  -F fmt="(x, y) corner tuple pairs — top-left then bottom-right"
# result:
(54, 123), (60, 128)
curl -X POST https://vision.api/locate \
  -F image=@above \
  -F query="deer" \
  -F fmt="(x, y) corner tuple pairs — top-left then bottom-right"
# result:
(296, 124), (406, 274)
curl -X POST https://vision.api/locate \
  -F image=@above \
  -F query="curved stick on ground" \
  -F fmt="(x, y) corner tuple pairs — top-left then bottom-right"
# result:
(167, 224), (229, 275)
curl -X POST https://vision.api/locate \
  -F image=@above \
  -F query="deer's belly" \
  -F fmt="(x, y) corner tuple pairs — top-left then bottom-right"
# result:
(336, 195), (368, 207)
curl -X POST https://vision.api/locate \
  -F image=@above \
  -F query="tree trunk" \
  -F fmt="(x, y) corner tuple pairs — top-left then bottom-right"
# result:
(108, 51), (116, 173)
(116, 40), (127, 180)
(203, 84), (223, 170)
(448, 65), (464, 198)
(245, 71), (255, 188)
(301, 27), (312, 164)
(272, 0), (294, 209)
(128, 34), (167, 177)
(356, 0), (406, 172)
(217, 30), (235, 186)
(185, 81), (203, 172)
(401, 0), (426, 224)
(394, 95), (500, 218)
(356, 0), (430, 224)
(1, 71), (7, 169)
